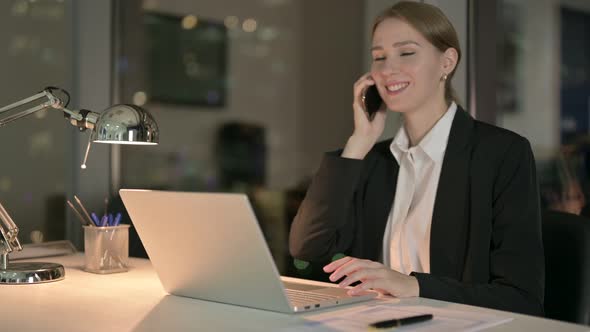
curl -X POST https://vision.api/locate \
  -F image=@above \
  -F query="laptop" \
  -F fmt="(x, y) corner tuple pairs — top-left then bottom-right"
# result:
(119, 189), (376, 313)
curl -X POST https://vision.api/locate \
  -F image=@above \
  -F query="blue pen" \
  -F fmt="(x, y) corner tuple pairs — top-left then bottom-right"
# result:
(113, 212), (122, 226)
(91, 213), (100, 226)
(108, 213), (114, 226)
(100, 215), (108, 227)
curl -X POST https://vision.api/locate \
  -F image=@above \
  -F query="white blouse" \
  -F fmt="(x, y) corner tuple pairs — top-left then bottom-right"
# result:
(382, 102), (457, 274)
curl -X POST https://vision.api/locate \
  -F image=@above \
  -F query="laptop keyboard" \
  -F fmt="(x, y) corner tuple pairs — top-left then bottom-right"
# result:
(284, 288), (340, 306)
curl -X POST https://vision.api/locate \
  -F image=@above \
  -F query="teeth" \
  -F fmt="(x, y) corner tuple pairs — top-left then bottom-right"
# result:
(386, 83), (409, 92)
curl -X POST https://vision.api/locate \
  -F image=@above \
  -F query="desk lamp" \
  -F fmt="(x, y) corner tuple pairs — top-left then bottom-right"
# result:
(0, 87), (159, 284)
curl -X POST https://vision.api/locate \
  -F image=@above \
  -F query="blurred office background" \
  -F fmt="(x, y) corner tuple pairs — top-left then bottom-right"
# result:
(0, 0), (589, 277)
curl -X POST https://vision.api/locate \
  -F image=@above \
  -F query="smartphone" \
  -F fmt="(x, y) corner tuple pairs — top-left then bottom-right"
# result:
(363, 85), (383, 120)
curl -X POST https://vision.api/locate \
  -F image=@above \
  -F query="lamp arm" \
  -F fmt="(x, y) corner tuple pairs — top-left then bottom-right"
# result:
(0, 88), (100, 258)
(0, 201), (21, 259)
(0, 88), (99, 129)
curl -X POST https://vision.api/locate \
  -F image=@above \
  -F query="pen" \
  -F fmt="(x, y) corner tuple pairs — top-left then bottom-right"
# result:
(104, 197), (109, 219)
(91, 212), (101, 226)
(74, 195), (94, 226)
(369, 313), (433, 329)
(113, 212), (122, 226)
(100, 215), (108, 227)
(66, 200), (88, 226)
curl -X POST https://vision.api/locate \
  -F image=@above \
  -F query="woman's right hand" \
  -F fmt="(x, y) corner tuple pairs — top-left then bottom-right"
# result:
(341, 73), (387, 160)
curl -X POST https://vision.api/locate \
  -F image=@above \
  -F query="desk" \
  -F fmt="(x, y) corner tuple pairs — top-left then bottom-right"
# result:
(1, 254), (587, 331)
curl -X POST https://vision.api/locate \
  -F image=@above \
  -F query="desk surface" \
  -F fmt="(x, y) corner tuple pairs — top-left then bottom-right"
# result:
(2, 254), (587, 332)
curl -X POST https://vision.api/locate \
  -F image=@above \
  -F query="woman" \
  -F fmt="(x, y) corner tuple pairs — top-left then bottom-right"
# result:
(289, 1), (544, 316)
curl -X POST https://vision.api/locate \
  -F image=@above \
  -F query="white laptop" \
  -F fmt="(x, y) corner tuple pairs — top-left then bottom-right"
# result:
(119, 189), (376, 313)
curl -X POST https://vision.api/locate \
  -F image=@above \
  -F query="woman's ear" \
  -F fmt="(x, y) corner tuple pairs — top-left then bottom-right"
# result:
(441, 47), (459, 75)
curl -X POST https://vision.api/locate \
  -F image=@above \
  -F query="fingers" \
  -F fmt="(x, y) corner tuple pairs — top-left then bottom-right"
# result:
(338, 267), (384, 288)
(353, 72), (374, 89)
(348, 279), (380, 295)
(353, 73), (376, 110)
(372, 107), (388, 122)
(327, 258), (365, 281)
(327, 258), (381, 282)
(323, 256), (353, 273)
(346, 272), (421, 298)
(347, 72), (387, 144)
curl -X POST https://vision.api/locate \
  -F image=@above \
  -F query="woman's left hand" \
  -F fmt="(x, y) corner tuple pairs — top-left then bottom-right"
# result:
(323, 256), (420, 298)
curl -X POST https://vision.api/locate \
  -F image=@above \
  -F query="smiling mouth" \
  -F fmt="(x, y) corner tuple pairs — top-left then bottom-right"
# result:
(385, 82), (409, 94)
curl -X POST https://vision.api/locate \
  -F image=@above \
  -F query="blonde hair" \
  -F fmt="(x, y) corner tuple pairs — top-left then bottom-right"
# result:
(372, 1), (462, 106)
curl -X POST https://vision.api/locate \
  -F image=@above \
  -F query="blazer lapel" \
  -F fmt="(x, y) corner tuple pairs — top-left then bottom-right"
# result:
(429, 108), (474, 279)
(364, 141), (398, 260)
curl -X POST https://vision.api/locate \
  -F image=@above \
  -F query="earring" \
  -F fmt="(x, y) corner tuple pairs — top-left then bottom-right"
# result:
(441, 73), (448, 82)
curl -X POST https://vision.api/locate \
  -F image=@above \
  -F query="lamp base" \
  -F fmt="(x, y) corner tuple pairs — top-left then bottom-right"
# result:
(0, 262), (65, 284)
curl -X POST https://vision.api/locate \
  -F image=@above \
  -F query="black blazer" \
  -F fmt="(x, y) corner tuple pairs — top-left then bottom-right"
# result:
(289, 108), (545, 316)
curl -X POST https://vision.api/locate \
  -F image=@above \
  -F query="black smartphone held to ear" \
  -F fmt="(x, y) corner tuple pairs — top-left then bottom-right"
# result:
(363, 85), (383, 120)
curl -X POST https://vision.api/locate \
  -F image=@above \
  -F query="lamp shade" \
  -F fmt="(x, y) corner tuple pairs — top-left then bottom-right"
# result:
(92, 104), (159, 145)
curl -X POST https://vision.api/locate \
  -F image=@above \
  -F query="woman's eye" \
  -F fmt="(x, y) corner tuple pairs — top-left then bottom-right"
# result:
(401, 52), (415, 57)
(373, 56), (385, 61)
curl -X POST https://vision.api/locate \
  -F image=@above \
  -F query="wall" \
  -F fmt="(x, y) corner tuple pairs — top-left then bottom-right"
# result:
(118, 0), (301, 190)
(299, 0), (364, 175)
(118, 0), (365, 190)
(495, 0), (559, 157)
(0, 0), (120, 247)
(497, 0), (590, 158)
(0, 0), (70, 243)
(68, 0), (114, 247)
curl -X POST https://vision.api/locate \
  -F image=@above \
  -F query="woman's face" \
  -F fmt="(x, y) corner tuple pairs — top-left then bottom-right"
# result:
(370, 18), (452, 113)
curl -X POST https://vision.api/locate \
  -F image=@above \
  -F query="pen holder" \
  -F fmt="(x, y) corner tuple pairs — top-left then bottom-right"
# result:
(83, 225), (130, 274)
